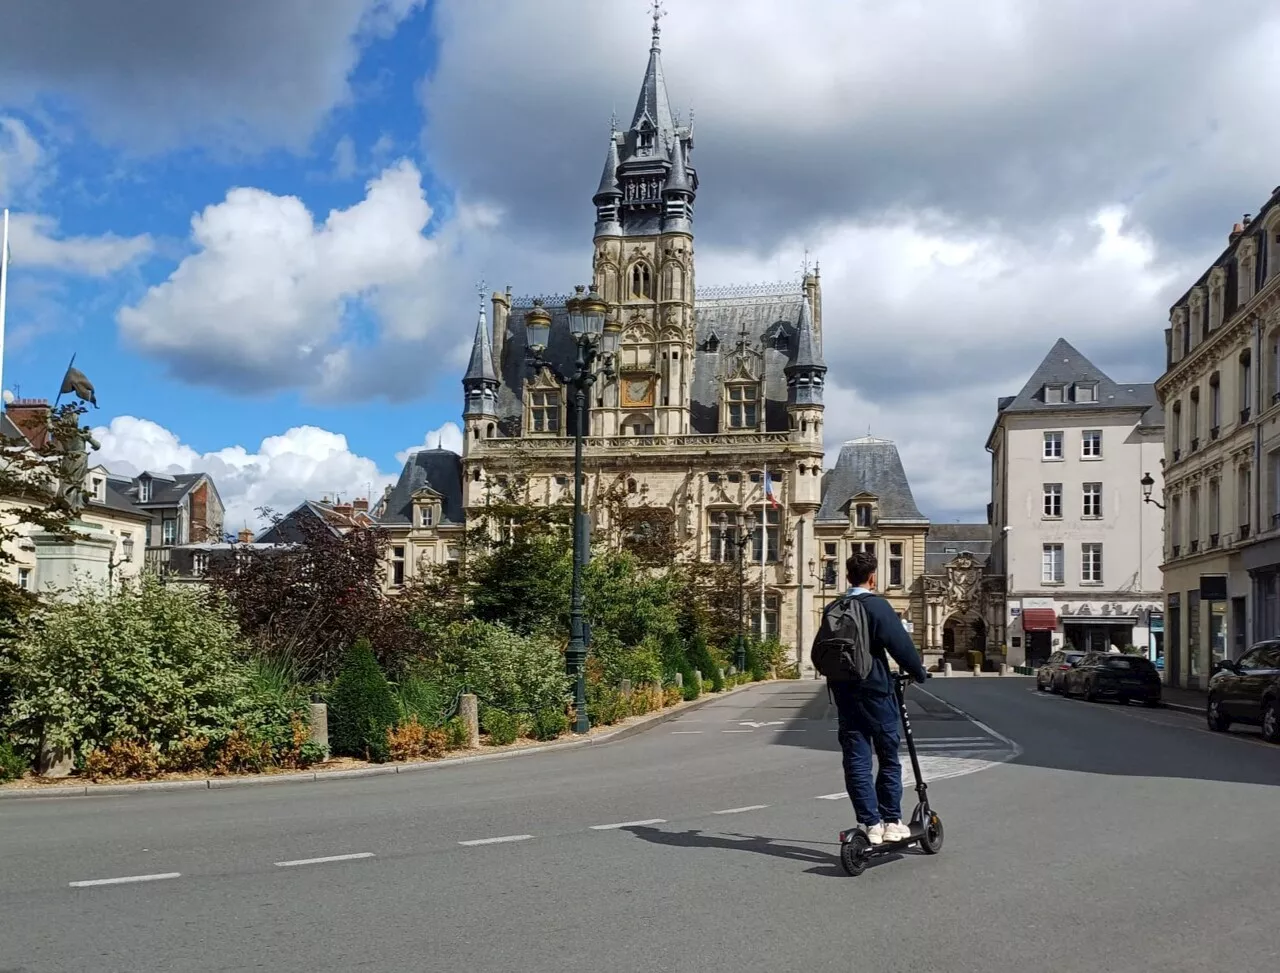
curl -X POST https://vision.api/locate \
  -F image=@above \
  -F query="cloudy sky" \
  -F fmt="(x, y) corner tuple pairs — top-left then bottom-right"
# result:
(1, 0), (1276, 530)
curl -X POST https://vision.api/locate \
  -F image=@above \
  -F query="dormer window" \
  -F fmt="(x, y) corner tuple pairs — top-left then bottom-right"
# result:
(526, 387), (561, 435)
(419, 505), (435, 528)
(773, 332), (790, 352)
(1044, 385), (1065, 404)
(91, 477), (105, 502)
(1074, 382), (1098, 403)
(139, 476), (152, 503)
(855, 503), (874, 528)
(705, 333), (721, 354)
(726, 383), (759, 429)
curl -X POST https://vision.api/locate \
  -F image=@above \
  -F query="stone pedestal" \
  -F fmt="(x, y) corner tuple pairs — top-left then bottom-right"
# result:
(31, 520), (117, 599)
(459, 694), (480, 749)
(308, 702), (329, 756)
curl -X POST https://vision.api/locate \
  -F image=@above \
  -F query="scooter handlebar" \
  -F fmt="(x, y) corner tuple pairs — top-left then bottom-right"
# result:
(892, 671), (930, 684)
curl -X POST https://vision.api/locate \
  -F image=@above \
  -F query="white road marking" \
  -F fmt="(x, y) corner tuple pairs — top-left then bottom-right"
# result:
(739, 720), (785, 728)
(913, 685), (1022, 753)
(670, 730), (703, 734)
(715, 804), (770, 815)
(721, 729), (753, 733)
(457, 835), (535, 847)
(590, 818), (666, 830)
(816, 792), (847, 800)
(274, 853), (375, 867)
(69, 872), (181, 888)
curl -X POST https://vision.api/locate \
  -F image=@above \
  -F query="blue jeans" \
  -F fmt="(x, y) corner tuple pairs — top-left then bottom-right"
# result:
(831, 683), (903, 826)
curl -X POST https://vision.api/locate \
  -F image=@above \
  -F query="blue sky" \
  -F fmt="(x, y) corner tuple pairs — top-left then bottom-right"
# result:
(1, 0), (1276, 529)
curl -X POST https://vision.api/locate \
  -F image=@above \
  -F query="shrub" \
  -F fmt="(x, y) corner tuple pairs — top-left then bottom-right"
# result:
(83, 738), (161, 781)
(213, 727), (273, 775)
(396, 674), (451, 727)
(0, 576), (249, 763)
(163, 734), (212, 773)
(443, 716), (471, 750)
(663, 685), (683, 707)
(387, 717), (449, 761)
(0, 736), (27, 783)
(531, 707), (569, 741)
(587, 682), (631, 726)
(481, 707), (520, 746)
(687, 634), (722, 692)
(328, 639), (399, 762)
(433, 621), (569, 717)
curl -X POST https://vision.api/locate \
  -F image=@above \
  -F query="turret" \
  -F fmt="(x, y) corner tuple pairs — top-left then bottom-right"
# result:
(462, 298), (500, 449)
(593, 136), (623, 238)
(661, 137), (694, 234)
(785, 289), (826, 446)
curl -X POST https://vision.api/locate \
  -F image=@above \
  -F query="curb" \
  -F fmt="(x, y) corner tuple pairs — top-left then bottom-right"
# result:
(1161, 700), (1204, 716)
(0, 680), (776, 801)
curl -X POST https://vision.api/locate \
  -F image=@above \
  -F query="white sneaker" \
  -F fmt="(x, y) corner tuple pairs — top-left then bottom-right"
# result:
(862, 822), (885, 846)
(883, 821), (911, 842)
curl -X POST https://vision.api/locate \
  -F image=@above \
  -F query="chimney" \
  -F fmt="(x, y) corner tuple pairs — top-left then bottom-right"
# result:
(237, 528), (254, 544)
(352, 497), (369, 513)
(5, 398), (51, 448)
(333, 503), (353, 518)
(1231, 222), (1244, 243)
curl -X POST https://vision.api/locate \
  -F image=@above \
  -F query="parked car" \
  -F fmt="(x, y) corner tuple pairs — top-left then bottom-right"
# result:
(1062, 652), (1162, 706)
(1036, 650), (1085, 694)
(1206, 641), (1280, 743)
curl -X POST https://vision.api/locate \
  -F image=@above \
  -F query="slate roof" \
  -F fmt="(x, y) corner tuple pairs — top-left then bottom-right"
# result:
(496, 286), (815, 436)
(92, 474), (153, 522)
(996, 338), (1162, 420)
(816, 436), (928, 525)
(379, 449), (465, 527)
(924, 523), (992, 575)
(256, 500), (375, 544)
(124, 470), (206, 507)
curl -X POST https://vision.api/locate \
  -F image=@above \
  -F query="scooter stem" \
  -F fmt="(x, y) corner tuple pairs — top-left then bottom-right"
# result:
(896, 677), (929, 804)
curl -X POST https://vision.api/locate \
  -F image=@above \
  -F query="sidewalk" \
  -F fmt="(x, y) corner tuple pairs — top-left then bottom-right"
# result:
(1161, 684), (1207, 715)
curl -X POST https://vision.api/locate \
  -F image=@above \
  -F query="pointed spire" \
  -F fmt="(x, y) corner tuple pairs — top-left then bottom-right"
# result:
(630, 4), (676, 143)
(790, 291), (825, 371)
(463, 294), (498, 385)
(595, 136), (621, 201)
(663, 137), (693, 194)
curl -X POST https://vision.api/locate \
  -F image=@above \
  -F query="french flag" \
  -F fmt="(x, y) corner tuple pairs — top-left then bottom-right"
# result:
(765, 472), (779, 509)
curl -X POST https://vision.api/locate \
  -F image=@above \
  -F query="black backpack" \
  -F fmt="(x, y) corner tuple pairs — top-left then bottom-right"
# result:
(811, 593), (875, 684)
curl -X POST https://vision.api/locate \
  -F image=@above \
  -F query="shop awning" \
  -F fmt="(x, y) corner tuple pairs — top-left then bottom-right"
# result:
(1021, 608), (1059, 632)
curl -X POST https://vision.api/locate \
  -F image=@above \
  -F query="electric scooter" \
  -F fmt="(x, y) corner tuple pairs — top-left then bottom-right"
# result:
(838, 672), (944, 876)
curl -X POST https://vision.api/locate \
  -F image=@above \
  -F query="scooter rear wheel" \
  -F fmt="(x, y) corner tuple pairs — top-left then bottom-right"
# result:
(920, 812), (944, 855)
(840, 834), (870, 876)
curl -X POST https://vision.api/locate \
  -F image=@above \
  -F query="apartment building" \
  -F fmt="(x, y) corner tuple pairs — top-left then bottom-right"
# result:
(1156, 186), (1280, 688)
(988, 339), (1165, 669)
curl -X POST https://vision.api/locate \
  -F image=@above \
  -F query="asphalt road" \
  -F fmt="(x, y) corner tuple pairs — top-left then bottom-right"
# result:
(2, 678), (1278, 973)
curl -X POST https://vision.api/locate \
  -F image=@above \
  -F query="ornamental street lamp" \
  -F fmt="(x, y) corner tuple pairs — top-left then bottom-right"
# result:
(524, 285), (617, 734)
(717, 509), (757, 672)
(1140, 472), (1165, 510)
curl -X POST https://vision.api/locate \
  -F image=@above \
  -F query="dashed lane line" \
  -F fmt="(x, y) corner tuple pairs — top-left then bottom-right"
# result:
(590, 818), (666, 830)
(714, 805), (770, 815)
(274, 853), (376, 867)
(69, 872), (181, 888)
(457, 835), (535, 847)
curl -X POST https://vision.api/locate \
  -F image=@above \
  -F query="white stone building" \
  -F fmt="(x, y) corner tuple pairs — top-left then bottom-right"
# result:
(987, 339), (1166, 668)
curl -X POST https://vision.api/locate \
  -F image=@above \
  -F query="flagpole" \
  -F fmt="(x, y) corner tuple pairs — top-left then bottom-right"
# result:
(0, 209), (9, 403)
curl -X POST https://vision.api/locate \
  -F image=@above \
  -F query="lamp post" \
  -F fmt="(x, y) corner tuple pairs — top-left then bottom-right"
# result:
(717, 509), (757, 672)
(524, 285), (619, 734)
(1140, 472), (1165, 510)
(808, 555), (831, 609)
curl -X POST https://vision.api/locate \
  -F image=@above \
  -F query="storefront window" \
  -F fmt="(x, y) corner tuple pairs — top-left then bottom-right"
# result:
(1208, 602), (1227, 668)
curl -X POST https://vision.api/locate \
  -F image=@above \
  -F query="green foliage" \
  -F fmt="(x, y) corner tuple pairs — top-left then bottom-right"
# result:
(481, 706), (520, 745)
(395, 673), (452, 727)
(586, 682), (630, 726)
(328, 639), (399, 762)
(0, 736), (26, 782)
(681, 677), (700, 701)
(0, 576), (249, 762)
(745, 638), (770, 682)
(687, 633), (722, 691)
(531, 706), (569, 741)
(430, 620), (569, 716)
(443, 716), (470, 749)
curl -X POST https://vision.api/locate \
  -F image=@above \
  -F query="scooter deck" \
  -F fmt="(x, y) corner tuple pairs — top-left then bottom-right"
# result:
(838, 824), (926, 853)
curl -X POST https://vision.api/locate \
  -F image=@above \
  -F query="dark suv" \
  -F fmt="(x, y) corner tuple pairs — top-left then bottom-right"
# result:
(1062, 652), (1162, 706)
(1206, 641), (1280, 743)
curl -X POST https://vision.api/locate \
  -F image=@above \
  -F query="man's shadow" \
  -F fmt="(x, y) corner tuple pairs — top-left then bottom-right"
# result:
(622, 825), (903, 877)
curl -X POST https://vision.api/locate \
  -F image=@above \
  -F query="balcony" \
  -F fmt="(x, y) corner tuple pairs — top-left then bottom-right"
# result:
(1240, 524), (1252, 540)
(1210, 426), (1220, 441)
(1190, 437), (1200, 452)
(1209, 533), (1220, 548)
(1190, 539), (1200, 553)
(1241, 407), (1252, 423)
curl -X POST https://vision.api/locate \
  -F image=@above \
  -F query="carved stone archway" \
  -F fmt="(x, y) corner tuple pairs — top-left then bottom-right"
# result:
(922, 551), (1006, 668)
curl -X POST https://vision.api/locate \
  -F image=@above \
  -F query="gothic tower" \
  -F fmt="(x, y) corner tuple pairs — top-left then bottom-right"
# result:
(591, 11), (697, 437)
(461, 297), (499, 459)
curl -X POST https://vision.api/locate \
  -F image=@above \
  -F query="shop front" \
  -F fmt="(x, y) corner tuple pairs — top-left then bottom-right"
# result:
(1057, 599), (1162, 656)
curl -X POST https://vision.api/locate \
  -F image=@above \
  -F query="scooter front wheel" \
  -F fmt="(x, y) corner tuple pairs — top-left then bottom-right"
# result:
(920, 812), (944, 855)
(840, 834), (870, 876)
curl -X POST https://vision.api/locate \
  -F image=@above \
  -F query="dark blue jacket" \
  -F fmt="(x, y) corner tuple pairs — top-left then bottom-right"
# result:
(828, 590), (928, 694)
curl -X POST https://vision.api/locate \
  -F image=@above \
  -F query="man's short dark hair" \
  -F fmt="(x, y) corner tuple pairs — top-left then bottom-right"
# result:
(846, 550), (877, 587)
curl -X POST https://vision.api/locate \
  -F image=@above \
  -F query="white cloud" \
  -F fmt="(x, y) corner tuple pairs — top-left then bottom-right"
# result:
(117, 159), (440, 393)
(0, 116), (43, 203)
(396, 421), (463, 464)
(331, 135), (358, 179)
(7, 211), (152, 276)
(90, 416), (399, 534)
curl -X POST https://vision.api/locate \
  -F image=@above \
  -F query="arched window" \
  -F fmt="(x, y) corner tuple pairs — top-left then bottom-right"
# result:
(630, 263), (653, 299)
(627, 478), (638, 495)
(486, 422), (495, 439)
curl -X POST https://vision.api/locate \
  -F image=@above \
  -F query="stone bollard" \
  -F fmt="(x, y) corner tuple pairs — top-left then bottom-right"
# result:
(37, 739), (74, 778)
(674, 672), (683, 688)
(943, 662), (953, 677)
(308, 701), (330, 756)
(971, 665), (980, 676)
(1000, 664), (1010, 677)
(459, 693), (481, 749)
(620, 678), (632, 698)
(718, 668), (726, 683)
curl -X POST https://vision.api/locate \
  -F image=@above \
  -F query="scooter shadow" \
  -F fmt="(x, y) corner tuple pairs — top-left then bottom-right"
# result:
(622, 825), (902, 878)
